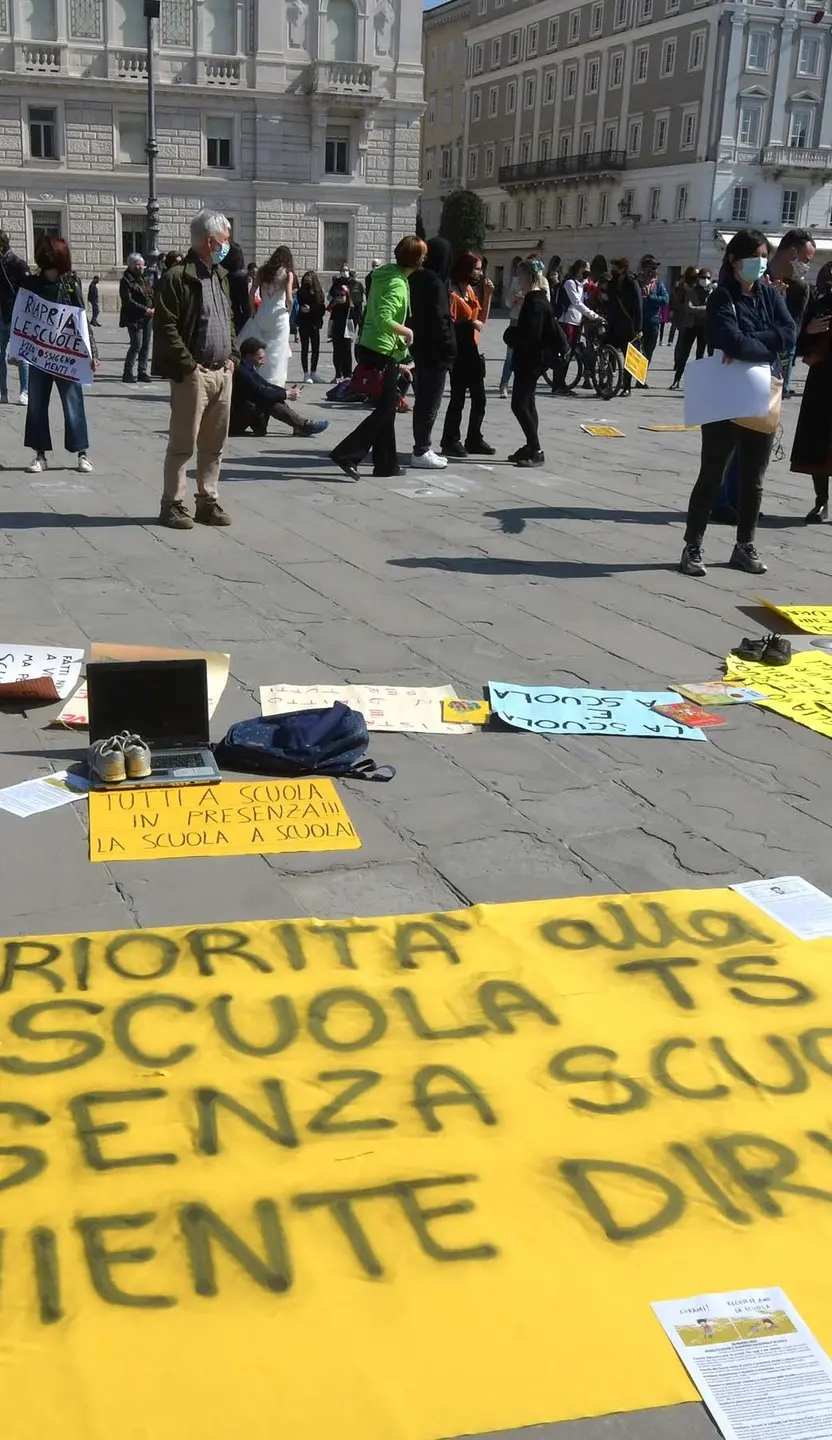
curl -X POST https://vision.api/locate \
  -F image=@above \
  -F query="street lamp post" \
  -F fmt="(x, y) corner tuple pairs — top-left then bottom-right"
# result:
(144, 0), (161, 260)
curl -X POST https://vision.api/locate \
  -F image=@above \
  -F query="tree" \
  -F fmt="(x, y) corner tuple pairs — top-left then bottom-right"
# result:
(439, 189), (486, 256)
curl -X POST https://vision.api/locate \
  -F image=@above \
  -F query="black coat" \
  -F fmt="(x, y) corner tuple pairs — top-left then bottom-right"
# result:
(510, 289), (556, 377)
(791, 292), (832, 476)
(409, 269), (455, 369)
(119, 269), (153, 328)
(226, 268), (252, 336)
(606, 275), (642, 346)
(297, 282), (325, 331)
(0, 248), (29, 323)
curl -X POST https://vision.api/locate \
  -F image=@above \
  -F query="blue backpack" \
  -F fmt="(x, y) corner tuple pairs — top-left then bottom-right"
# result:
(214, 703), (395, 781)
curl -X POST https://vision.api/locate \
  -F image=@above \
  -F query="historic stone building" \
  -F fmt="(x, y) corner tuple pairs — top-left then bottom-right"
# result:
(0, 0), (424, 274)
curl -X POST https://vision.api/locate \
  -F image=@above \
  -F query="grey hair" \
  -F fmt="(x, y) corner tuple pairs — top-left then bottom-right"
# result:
(126, 252), (144, 266)
(190, 208), (230, 242)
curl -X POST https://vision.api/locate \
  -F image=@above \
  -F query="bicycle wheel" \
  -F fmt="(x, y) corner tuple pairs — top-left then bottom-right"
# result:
(593, 344), (623, 401)
(548, 349), (583, 393)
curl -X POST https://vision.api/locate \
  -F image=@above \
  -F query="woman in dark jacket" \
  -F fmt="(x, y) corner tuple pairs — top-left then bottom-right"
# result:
(680, 228), (795, 578)
(220, 243), (252, 336)
(790, 290), (832, 521)
(669, 267), (708, 388)
(605, 258), (642, 395)
(506, 260), (554, 467)
(21, 235), (98, 474)
(408, 235), (456, 468)
(296, 270), (326, 381)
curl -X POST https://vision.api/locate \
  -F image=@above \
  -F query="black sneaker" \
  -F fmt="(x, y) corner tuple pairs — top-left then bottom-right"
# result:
(441, 442), (468, 459)
(194, 496), (231, 526)
(516, 451), (545, 467)
(137, 374), (153, 384)
(122, 374), (137, 384)
(159, 500), (194, 530)
(680, 543), (707, 577)
(466, 440), (496, 455)
(507, 447), (529, 463)
(733, 636), (767, 662)
(806, 503), (829, 523)
(763, 634), (792, 666)
(730, 542), (767, 575)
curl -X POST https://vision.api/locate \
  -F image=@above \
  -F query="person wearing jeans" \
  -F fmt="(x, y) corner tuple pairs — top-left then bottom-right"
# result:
(680, 227), (795, 578)
(26, 368), (89, 456)
(19, 235), (97, 473)
(119, 254), (154, 382)
(408, 236), (456, 468)
(0, 231), (30, 404)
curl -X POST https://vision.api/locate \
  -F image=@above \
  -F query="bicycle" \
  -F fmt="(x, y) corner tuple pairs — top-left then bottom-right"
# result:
(544, 319), (624, 401)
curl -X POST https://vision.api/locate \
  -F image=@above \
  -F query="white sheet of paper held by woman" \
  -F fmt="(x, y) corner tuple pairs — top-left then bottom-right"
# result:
(652, 1287), (832, 1440)
(683, 353), (773, 427)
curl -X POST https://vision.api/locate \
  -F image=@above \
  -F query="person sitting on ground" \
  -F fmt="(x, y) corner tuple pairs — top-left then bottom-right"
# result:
(229, 337), (328, 439)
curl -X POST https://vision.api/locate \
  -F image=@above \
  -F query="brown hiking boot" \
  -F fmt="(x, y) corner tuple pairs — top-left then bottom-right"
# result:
(159, 500), (194, 530)
(195, 496), (231, 526)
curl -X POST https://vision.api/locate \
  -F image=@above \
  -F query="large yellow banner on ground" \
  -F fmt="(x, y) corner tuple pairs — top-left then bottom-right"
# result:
(3, 888), (832, 1439)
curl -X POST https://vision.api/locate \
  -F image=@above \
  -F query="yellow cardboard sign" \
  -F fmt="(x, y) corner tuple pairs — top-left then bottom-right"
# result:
(759, 601), (832, 635)
(724, 650), (832, 739)
(4, 887), (832, 1440)
(88, 779), (360, 862)
(441, 698), (491, 725)
(580, 423), (625, 437)
(624, 343), (648, 384)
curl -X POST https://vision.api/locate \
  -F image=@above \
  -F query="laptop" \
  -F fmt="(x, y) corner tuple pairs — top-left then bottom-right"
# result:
(86, 659), (221, 789)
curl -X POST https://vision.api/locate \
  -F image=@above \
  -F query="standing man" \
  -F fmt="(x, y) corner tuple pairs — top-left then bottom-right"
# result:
(153, 209), (238, 530)
(0, 229), (30, 405)
(636, 254), (669, 383)
(87, 274), (102, 327)
(768, 228), (816, 396)
(119, 253), (154, 384)
(365, 256), (381, 298)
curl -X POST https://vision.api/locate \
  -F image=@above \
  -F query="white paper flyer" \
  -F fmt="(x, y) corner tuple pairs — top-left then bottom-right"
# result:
(731, 876), (832, 941)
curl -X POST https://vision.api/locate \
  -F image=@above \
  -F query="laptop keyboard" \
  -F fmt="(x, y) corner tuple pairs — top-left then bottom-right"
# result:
(150, 752), (208, 772)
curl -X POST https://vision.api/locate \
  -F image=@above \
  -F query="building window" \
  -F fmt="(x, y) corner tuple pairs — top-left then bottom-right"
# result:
(738, 102), (762, 146)
(660, 37), (676, 76)
(732, 185), (750, 222)
(580, 126), (592, 152)
(520, 137), (532, 162)
(502, 140), (513, 166)
(556, 196), (567, 226)
(70, 0), (103, 40)
(442, 88), (453, 121)
(526, 22), (538, 55)
(789, 107), (813, 147)
(577, 193), (588, 225)
(161, 0), (193, 45)
(680, 106), (697, 149)
(559, 132), (571, 156)
(689, 29), (705, 69)
(610, 51), (624, 86)
(614, 0), (628, 24)
(424, 148), (434, 182)
(488, 84), (499, 116)
(675, 182), (688, 219)
(539, 134), (551, 159)
(322, 220), (350, 271)
(483, 203), (491, 226)
(586, 57), (600, 92)
(746, 30), (771, 71)
(517, 200), (526, 227)
(797, 33), (822, 76)
(649, 186), (661, 220)
(491, 37), (501, 65)
(627, 118), (642, 154)
(120, 213), (148, 260)
(543, 70), (556, 103)
(665, 0), (680, 13)
(536, 197), (547, 227)
(621, 187), (635, 215)
(599, 191), (610, 223)
(29, 106), (57, 160)
(547, 16), (559, 47)
(23, 0), (57, 40)
(506, 79), (517, 112)
(427, 92), (436, 123)
(472, 90), (482, 121)
(499, 200), (508, 228)
(478, 0), (488, 12)
(468, 147), (478, 178)
(564, 63), (577, 97)
(484, 144), (495, 176)
(473, 42), (483, 73)
(206, 116), (234, 169)
(590, 1), (604, 33)
(653, 113), (668, 152)
(31, 208), (62, 243)
(440, 146), (451, 179)
(634, 44), (649, 81)
(781, 188), (800, 224)
(568, 9), (580, 40)
(637, 0), (652, 17)
(523, 74), (535, 107)
(603, 121), (618, 149)
(508, 30), (520, 60)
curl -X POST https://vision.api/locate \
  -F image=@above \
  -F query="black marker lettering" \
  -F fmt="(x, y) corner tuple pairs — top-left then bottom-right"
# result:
(561, 1159), (685, 1242)
(392, 987), (487, 1041)
(411, 1065), (496, 1132)
(718, 956), (815, 1007)
(710, 1035), (808, 1095)
(0, 941), (65, 995)
(69, 1089), (177, 1172)
(194, 1081), (299, 1156)
(549, 1046), (649, 1114)
(180, 1200), (292, 1297)
(0, 1000), (104, 1075)
(708, 1132), (832, 1216)
(650, 1037), (729, 1101)
(210, 993), (298, 1057)
(477, 980), (559, 1033)
(616, 957), (700, 1010)
(112, 993), (196, 1067)
(76, 1213), (175, 1308)
(0, 1101), (50, 1193)
(308, 1071), (395, 1135)
(186, 928), (273, 977)
(306, 988), (387, 1052)
(104, 933), (179, 982)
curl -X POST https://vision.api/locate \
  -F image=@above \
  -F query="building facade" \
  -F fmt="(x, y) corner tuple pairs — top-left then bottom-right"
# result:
(421, 0), (470, 232)
(0, 0), (423, 275)
(423, 0), (832, 295)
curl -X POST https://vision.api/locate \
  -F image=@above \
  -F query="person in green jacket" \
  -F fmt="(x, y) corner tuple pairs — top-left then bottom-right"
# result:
(330, 235), (426, 481)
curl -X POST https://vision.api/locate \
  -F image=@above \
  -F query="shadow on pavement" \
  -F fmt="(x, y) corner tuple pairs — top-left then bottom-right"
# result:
(485, 505), (683, 533)
(0, 512), (149, 527)
(388, 556), (680, 578)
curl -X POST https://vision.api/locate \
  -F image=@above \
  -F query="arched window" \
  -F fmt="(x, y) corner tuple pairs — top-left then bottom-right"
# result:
(325, 0), (357, 62)
(203, 0), (236, 54)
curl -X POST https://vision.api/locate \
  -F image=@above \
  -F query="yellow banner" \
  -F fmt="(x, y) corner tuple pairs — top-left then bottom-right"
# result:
(4, 888), (832, 1439)
(724, 650), (832, 740)
(624, 343), (648, 384)
(759, 602), (832, 635)
(88, 779), (360, 862)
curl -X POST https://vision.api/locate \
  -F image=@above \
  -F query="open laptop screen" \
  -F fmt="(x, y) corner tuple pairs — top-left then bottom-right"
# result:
(87, 659), (210, 748)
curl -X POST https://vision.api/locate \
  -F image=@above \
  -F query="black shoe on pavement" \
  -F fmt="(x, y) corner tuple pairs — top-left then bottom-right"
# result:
(122, 374), (136, 384)
(516, 451), (545, 467)
(733, 636), (767, 663)
(680, 543), (707, 577)
(507, 447), (529, 463)
(729, 541), (767, 574)
(332, 455), (361, 481)
(194, 496), (231, 526)
(441, 442), (468, 459)
(466, 440), (496, 455)
(373, 465), (406, 477)
(762, 634), (792, 666)
(137, 373), (152, 384)
(806, 503), (829, 523)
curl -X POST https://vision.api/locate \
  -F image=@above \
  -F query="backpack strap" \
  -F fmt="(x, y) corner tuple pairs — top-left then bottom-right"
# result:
(344, 758), (396, 782)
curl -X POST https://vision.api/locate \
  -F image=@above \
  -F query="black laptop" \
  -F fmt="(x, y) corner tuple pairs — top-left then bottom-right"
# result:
(86, 659), (221, 788)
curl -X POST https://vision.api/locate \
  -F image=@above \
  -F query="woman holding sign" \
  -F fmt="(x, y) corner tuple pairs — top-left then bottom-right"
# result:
(18, 236), (98, 474)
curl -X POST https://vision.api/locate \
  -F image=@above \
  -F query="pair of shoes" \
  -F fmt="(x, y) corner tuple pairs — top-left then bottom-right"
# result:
(498, 386), (509, 399)
(137, 374), (152, 384)
(159, 500), (194, 529)
(122, 374), (137, 384)
(195, 495), (231, 526)
(77, 454), (93, 474)
(26, 453), (48, 474)
(516, 450), (545, 468)
(294, 420), (329, 437)
(18, 391), (28, 406)
(303, 372), (313, 383)
(733, 633), (791, 665)
(88, 731), (151, 785)
(729, 541), (767, 575)
(441, 442), (467, 459)
(411, 450), (447, 469)
(679, 543), (707, 577)
(466, 440), (496, 455)
(331, 455), (360, 482)
(373, 464), (406, 477)
(806, 503), (829, 523)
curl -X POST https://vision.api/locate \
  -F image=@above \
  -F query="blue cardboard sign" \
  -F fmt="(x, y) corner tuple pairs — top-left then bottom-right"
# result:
(487, 683), (707, 740)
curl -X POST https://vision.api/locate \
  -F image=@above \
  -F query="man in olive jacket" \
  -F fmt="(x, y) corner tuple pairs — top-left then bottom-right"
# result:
(153, 208), (239, 529)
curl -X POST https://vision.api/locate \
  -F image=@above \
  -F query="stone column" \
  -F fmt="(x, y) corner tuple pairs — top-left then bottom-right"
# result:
(720, 14), (746, 143)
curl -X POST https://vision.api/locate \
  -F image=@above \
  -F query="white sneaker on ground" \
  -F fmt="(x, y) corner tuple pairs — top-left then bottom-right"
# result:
(303, 372), (312, 382)
(18, 392), (28, 406)
(78, 455), (93, 473)
(411, 450), (448, 469)
(26, 454), (47, 473)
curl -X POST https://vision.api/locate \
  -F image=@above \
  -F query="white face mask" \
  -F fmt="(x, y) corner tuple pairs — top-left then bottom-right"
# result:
(793, 259), (811, 280)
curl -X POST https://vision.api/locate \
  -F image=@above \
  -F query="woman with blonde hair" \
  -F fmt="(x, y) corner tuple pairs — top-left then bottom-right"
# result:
(238, 244), (294, 386)
(504, 259), (556, 466)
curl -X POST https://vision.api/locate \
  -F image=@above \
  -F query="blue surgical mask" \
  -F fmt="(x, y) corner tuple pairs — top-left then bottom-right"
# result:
(740, 256), (767, 284)
(214, 241), (230, 264)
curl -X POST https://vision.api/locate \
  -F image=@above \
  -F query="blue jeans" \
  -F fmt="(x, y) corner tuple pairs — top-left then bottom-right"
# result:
(0, 317), (30, 398)
(500, 324), (517, 388)
(24, 367), (89, 454)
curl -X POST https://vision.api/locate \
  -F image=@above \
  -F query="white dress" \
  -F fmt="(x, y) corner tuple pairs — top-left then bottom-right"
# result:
(238, 271), (291, 386)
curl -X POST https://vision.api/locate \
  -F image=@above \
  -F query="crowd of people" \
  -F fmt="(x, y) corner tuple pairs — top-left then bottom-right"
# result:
(0, 214), (828, 571)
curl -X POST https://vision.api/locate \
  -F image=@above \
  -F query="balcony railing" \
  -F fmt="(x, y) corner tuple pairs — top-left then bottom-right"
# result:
(303, 60), (375, 96)
(15, 42), (63, 74)
(499, 148), (627, 187)
(761, 144), (832, 173)
(110, 48), (147, 79)
(200, 56), (241, 86)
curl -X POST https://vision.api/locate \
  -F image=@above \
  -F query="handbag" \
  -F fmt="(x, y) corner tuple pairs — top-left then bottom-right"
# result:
(349, 363), (385, 401)
(344, 316), (357, 341)
(733, 375), (782, 434)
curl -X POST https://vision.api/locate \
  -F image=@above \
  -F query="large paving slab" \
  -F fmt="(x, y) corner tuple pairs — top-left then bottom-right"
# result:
(0, 322), (827, 1440)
